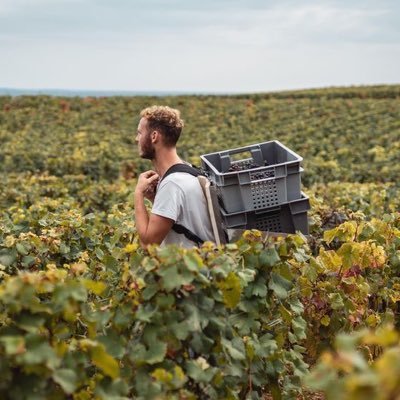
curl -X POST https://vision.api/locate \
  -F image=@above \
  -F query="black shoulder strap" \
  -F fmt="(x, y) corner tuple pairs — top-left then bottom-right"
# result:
(172, 224), (204, 246)
(161, 163), (202, 182)
(160, 163), (205, 246)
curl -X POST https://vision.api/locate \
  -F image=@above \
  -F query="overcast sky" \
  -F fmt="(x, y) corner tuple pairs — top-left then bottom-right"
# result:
(0, 0), (399, 93)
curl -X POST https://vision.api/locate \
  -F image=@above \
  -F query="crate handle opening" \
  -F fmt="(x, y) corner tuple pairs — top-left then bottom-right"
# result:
(220, 146), (264, 172)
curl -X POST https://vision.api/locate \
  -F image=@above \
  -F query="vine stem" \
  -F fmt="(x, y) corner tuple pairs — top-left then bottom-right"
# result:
(248, 362), (253, 393)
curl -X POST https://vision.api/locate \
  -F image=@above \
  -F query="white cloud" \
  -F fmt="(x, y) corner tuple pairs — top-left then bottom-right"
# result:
(0, 0), (85, 15)
(0, 0), (398, 91)
(2, 30), (399, 92)
(175, 3), (394, 48)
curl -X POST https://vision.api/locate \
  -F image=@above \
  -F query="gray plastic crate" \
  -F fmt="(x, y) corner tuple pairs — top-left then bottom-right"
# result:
(220, 193), (310, 235)
(201, 140), (303, 213)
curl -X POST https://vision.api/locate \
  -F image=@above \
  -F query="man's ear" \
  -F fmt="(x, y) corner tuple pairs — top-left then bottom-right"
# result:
(151, 130), (160, 143)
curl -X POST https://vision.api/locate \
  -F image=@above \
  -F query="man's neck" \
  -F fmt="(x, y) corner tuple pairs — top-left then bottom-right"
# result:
(152, 148), (182, 177)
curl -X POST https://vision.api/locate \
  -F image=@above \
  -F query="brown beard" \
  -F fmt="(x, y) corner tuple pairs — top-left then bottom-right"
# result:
(140, 133), (155, 160)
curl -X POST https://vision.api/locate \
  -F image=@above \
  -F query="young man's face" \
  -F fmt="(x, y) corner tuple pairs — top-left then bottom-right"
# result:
(136, 118), (155, 160)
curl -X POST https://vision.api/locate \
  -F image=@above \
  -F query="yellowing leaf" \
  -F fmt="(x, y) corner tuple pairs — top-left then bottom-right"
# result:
(337, 243), (359, 270)
(324, 221), (357, 244)
(91, 345), (120, 379)
(124, 243), (138, 253)
(318, 249), (342, 272)
(174, 365), (187, 381)
(243, 230), (262, 241)
(363, 326), (399, 347)
(151, 368), (173, 384)
(369, 242), (386, 268)
(365, 314), (380, 327)
(217, 272), (242, 309)
(81, 279), (107, 295)
(70, 262), (87, 275)
(321, 315), (330, 326)
(374, 347), (400, 394)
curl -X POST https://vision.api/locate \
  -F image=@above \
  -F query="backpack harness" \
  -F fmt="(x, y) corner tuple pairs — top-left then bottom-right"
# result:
(160, 163), (208, 247)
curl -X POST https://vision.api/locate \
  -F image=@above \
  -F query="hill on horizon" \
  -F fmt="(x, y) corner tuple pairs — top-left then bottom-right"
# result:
(1, 84), (399, 98)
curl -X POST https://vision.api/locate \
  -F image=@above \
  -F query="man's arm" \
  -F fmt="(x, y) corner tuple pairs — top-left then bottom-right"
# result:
(134, 170), (174, 248)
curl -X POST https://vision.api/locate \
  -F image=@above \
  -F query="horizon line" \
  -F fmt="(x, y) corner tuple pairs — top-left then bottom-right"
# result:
(0, 83), (398, 98)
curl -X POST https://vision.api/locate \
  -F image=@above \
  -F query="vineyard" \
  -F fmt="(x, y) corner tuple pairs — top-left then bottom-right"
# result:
(0, 85), (399, 399)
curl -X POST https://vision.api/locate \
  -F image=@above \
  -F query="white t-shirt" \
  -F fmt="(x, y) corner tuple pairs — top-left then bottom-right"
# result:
(151, 172), (215, 248)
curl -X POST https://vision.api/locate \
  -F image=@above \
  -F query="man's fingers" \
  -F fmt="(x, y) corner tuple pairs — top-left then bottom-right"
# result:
(141, 170), (157, 178)
(147, 173), (160, 183)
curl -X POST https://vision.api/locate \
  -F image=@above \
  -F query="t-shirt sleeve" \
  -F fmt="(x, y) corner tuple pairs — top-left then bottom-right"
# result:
(151, 180), (183, 221)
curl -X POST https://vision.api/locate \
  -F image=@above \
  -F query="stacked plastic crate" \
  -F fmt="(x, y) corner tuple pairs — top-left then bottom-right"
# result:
(200, 140), (310, 235)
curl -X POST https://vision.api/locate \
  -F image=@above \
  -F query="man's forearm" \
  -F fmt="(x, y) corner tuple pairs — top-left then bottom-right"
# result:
(134, 192), (150, 242)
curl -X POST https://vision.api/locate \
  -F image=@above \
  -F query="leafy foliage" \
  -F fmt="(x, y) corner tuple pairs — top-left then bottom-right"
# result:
(1, 85), (400, 399)
(0, 85), (399, 185)
(305, 325), (400, 400)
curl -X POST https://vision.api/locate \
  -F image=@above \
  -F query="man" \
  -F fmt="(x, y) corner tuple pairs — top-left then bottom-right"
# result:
(134, 105), (215, 248)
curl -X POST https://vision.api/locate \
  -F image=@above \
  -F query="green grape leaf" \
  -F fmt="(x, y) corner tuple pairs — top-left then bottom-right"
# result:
(53, 368), (78, 394)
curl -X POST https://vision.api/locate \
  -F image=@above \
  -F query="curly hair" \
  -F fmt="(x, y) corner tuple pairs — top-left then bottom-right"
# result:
(140, 105), (184, 147)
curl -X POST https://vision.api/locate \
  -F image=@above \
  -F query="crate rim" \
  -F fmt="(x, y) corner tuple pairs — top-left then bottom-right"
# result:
(200, 140), (303, 176)
(219, 191), (310, 217)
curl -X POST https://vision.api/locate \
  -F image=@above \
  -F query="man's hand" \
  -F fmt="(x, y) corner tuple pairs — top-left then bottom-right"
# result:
(135, 170), (160, 202)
